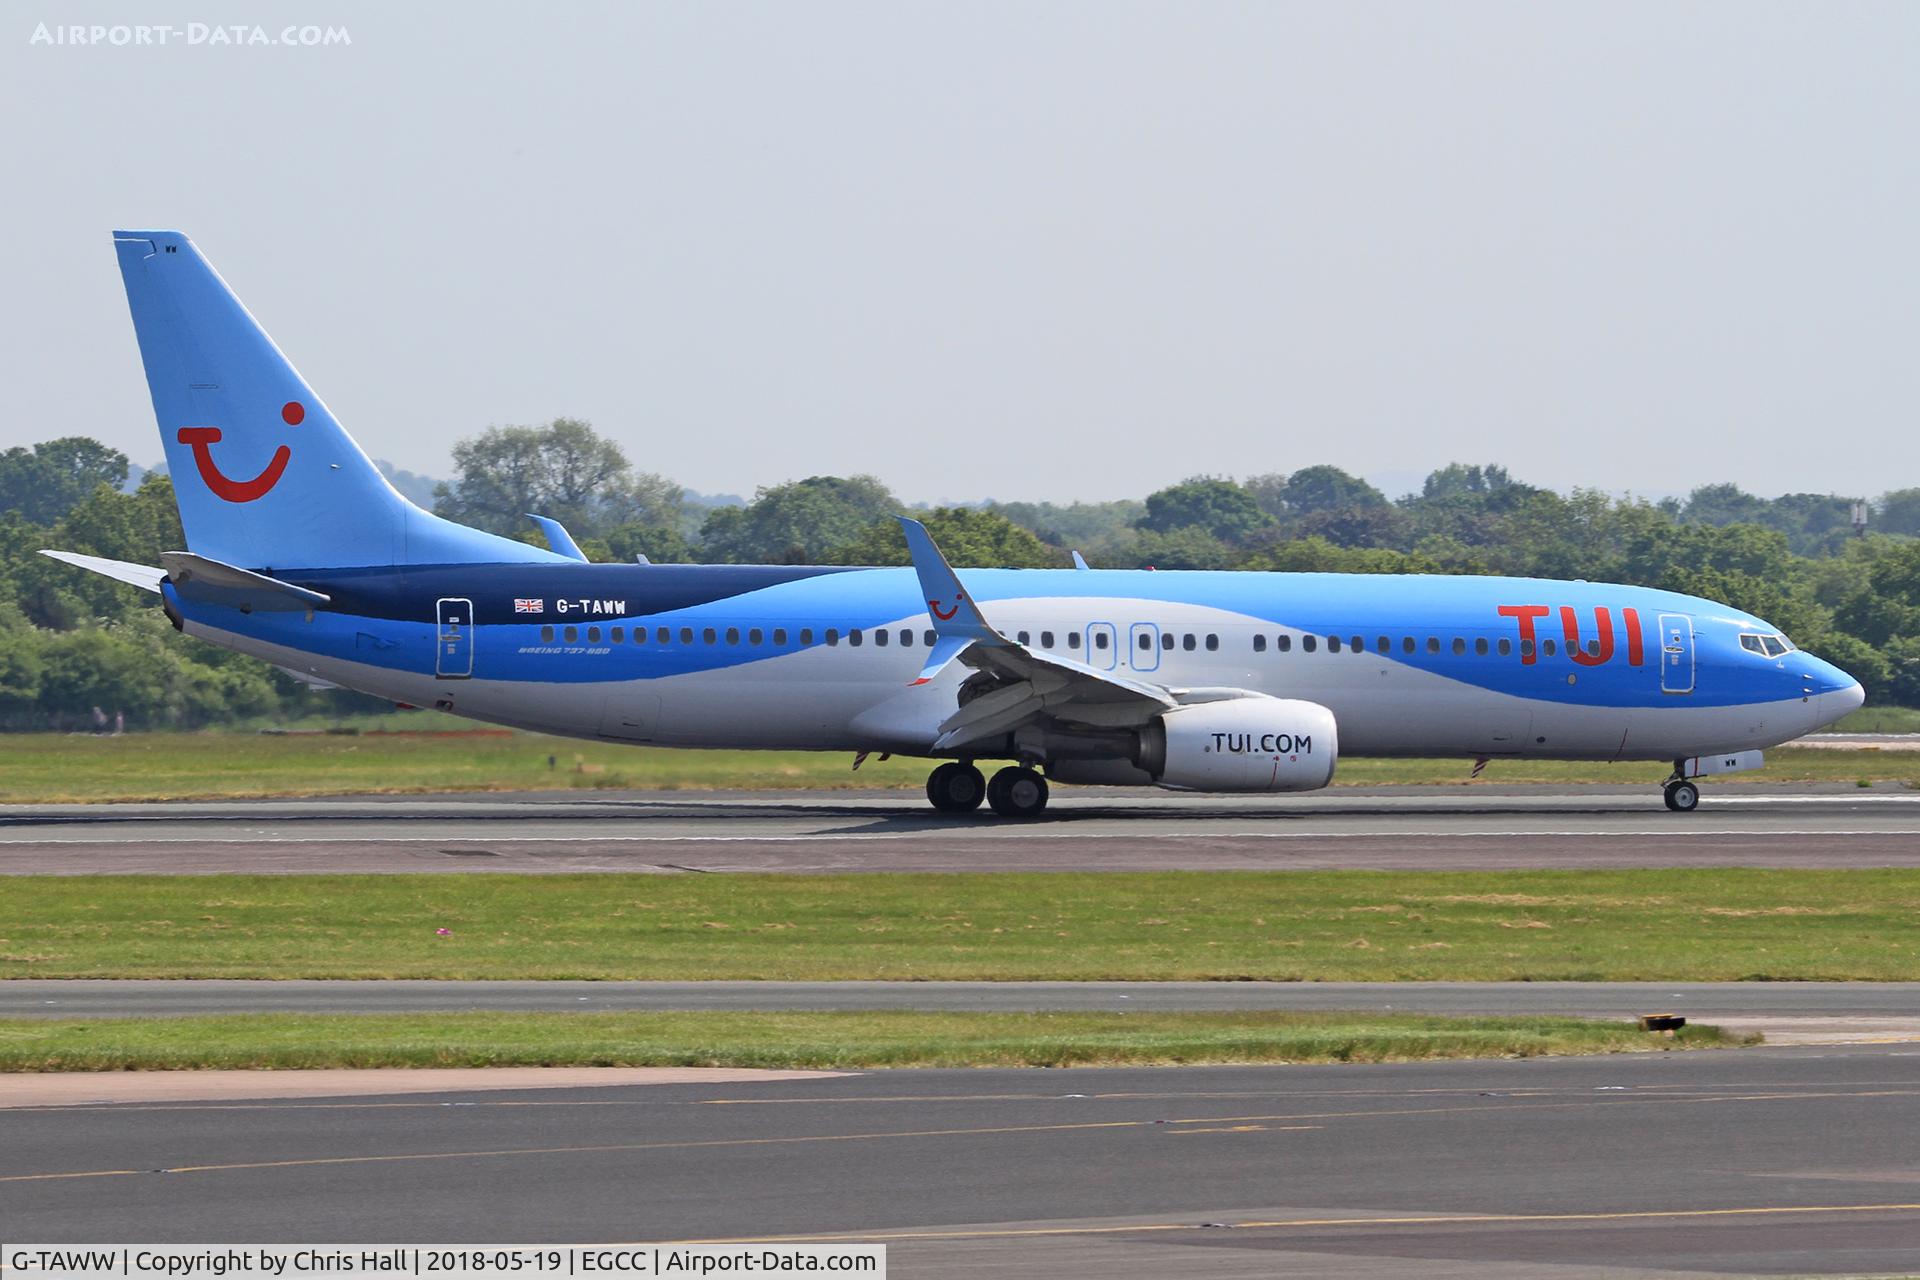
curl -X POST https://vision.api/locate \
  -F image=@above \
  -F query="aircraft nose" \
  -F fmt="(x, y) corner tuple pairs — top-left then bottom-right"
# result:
(1809, 668), (1864, 732)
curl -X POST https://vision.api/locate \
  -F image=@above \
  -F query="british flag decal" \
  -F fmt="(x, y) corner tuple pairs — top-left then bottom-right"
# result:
(514, 598), (543, 614)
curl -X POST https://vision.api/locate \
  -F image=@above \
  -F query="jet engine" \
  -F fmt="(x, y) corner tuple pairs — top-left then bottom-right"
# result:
(1138, 697), (1337, 792)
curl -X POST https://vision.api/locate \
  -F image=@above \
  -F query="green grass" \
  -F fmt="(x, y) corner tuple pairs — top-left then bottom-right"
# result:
(1832, 706), (1920, 734)
(2, 732), (1918, 803)
(0, 1010), (1740, 1071)
(7, 870), (1920, 981)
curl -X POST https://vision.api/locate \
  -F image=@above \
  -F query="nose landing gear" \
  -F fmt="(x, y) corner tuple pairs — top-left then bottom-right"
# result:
(1662, 778), (1700, 812)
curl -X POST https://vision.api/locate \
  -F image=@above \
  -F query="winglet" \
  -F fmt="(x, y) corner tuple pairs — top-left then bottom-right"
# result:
(899, 517), (1004, 684)
(1070, 549), (1090, 570)
(900, 518), (1001, 641)
(527, 515), (589, 562)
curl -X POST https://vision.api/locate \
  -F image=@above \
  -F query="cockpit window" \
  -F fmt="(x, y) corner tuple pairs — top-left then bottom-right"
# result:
(1742, 633), (1795, 657)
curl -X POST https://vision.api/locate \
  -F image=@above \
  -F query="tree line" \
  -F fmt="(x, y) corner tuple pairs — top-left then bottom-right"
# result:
(3, 422), (1917, 730)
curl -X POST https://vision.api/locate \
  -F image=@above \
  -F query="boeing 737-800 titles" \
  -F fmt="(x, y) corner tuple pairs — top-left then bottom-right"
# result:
(48, 231), (1865, 816)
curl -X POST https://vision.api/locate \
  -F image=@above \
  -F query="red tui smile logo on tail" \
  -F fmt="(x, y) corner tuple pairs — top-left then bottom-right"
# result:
(176, 401), (303, 503)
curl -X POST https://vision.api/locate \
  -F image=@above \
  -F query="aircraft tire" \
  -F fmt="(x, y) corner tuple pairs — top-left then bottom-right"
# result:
(926, 762), (986, 812)
(987, 766), (1049, 818)
(1663, 780), (1700, 812)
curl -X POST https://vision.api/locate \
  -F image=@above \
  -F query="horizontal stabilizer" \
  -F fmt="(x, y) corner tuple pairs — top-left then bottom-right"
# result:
(159, 551), (331, 612)
(527, 514), (588, 562)
(39, 550), (166, 593)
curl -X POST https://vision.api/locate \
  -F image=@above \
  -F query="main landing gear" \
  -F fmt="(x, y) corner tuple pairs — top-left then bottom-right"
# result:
(925, 761), (1049, 818)
(1662, 778), (1700, 812)
(926, 761), (986, 813)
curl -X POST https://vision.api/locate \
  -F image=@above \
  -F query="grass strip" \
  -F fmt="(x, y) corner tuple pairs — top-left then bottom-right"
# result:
(6, 869), (1920, 981)
(0, 1011), (1742, 1072)
(0, 732), (1914, 803)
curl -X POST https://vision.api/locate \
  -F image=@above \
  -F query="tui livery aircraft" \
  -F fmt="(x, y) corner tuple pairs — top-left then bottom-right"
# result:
(49, 231), (1865, 816)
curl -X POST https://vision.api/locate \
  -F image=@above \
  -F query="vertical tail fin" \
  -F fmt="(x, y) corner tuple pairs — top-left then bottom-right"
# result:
(112, 231), (564, 570)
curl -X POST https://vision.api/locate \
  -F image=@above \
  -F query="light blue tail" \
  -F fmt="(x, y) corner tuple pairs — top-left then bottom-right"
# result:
(112, 231), (565, 570)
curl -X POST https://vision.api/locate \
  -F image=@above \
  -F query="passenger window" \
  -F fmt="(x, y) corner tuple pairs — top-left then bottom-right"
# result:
(923, 630), (936, 646)
(703, 628), (717, 644)
(772, 628), (786, 645)
(723, 627), (737, 644)
(565, 626), (579, 643)
(1451, 637), (1465, 655)
(1350, 636), (1362, 653)
(750, 628), (764, 645)
(797, 628), (810, 645)
(1585, 638), (1600, 656)
(826, 629), (840, 646)
(1303, 635), (1317, 653)
(1520, 638), (1534, 657)
(1206, 634), (1219, 651)
(1426, 637), (1440, 654)
(1253, 635), (1267, 653)
(1182, 634), (1197, 652)
(1329, 635), (1342, 653)
(1277, 635), (1292, 653)
(1140, 632), (1155, 651)
(1161, 632), (1175, 649)
(874, 629), (889, 647)
(1042, 631), (1055, 648)
(588, 627), (601, 643)
(900, 629), (913, 647)
(680, 627), (693, 644)
(1069, 632), (1081, 649)
(1543, 639), (1557, 657)
(656, 627), (669, 644)
(1498, 638), (1512, 656)
(1402, 636), (1415, 654)
(1017, 631), (1030, 645)
(541, 625), (554, 643)
(850, 629), (864, 647)
(1475, 637), (1488, 656)
(1094, 631), (1109, 650)
(612, 627), (624, 644)
(1377, 636), (1389, 654)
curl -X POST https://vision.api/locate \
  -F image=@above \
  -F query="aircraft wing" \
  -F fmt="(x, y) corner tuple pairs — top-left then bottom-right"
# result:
(897, 518), (1178, 750)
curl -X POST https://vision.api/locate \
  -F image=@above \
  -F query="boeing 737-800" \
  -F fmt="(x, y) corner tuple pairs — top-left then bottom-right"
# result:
(48, 231), (1865, 816)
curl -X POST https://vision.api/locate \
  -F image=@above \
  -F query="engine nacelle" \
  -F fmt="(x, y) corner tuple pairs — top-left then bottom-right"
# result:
(1141, 698), (1338, 792)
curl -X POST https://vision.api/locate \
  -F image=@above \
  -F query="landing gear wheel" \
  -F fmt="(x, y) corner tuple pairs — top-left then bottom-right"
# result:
(926, 762), (986, 813)
(986, 766), (1049, 819)
(1663, 780), (1700, 812)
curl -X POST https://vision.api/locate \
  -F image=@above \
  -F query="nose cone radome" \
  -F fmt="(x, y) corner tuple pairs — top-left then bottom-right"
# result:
(1808, 659), (1865, 732)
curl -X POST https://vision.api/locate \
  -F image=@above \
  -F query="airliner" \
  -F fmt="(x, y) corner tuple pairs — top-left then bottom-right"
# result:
(48, 231), (1865, 816)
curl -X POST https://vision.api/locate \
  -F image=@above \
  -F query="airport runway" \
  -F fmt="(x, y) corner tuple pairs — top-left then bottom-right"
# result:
(7, 1047), (1920, 1276)
(4, 784), (1920, 873)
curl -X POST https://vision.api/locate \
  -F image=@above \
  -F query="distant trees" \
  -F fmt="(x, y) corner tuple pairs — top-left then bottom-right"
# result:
(0, 438), (130, 526)
(699, 475), (899, 564)
(433, 418), (685, 547)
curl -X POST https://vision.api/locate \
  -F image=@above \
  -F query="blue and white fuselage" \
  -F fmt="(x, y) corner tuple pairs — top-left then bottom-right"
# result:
(54, 231), (1864, 816)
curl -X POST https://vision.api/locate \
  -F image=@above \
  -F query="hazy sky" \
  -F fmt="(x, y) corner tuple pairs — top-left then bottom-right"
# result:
(4, 2), (1916, 505)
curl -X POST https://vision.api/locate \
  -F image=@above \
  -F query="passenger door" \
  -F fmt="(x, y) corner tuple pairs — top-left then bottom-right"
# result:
(1658, 612), (1694, 694)
(435, 597), (473, 679)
